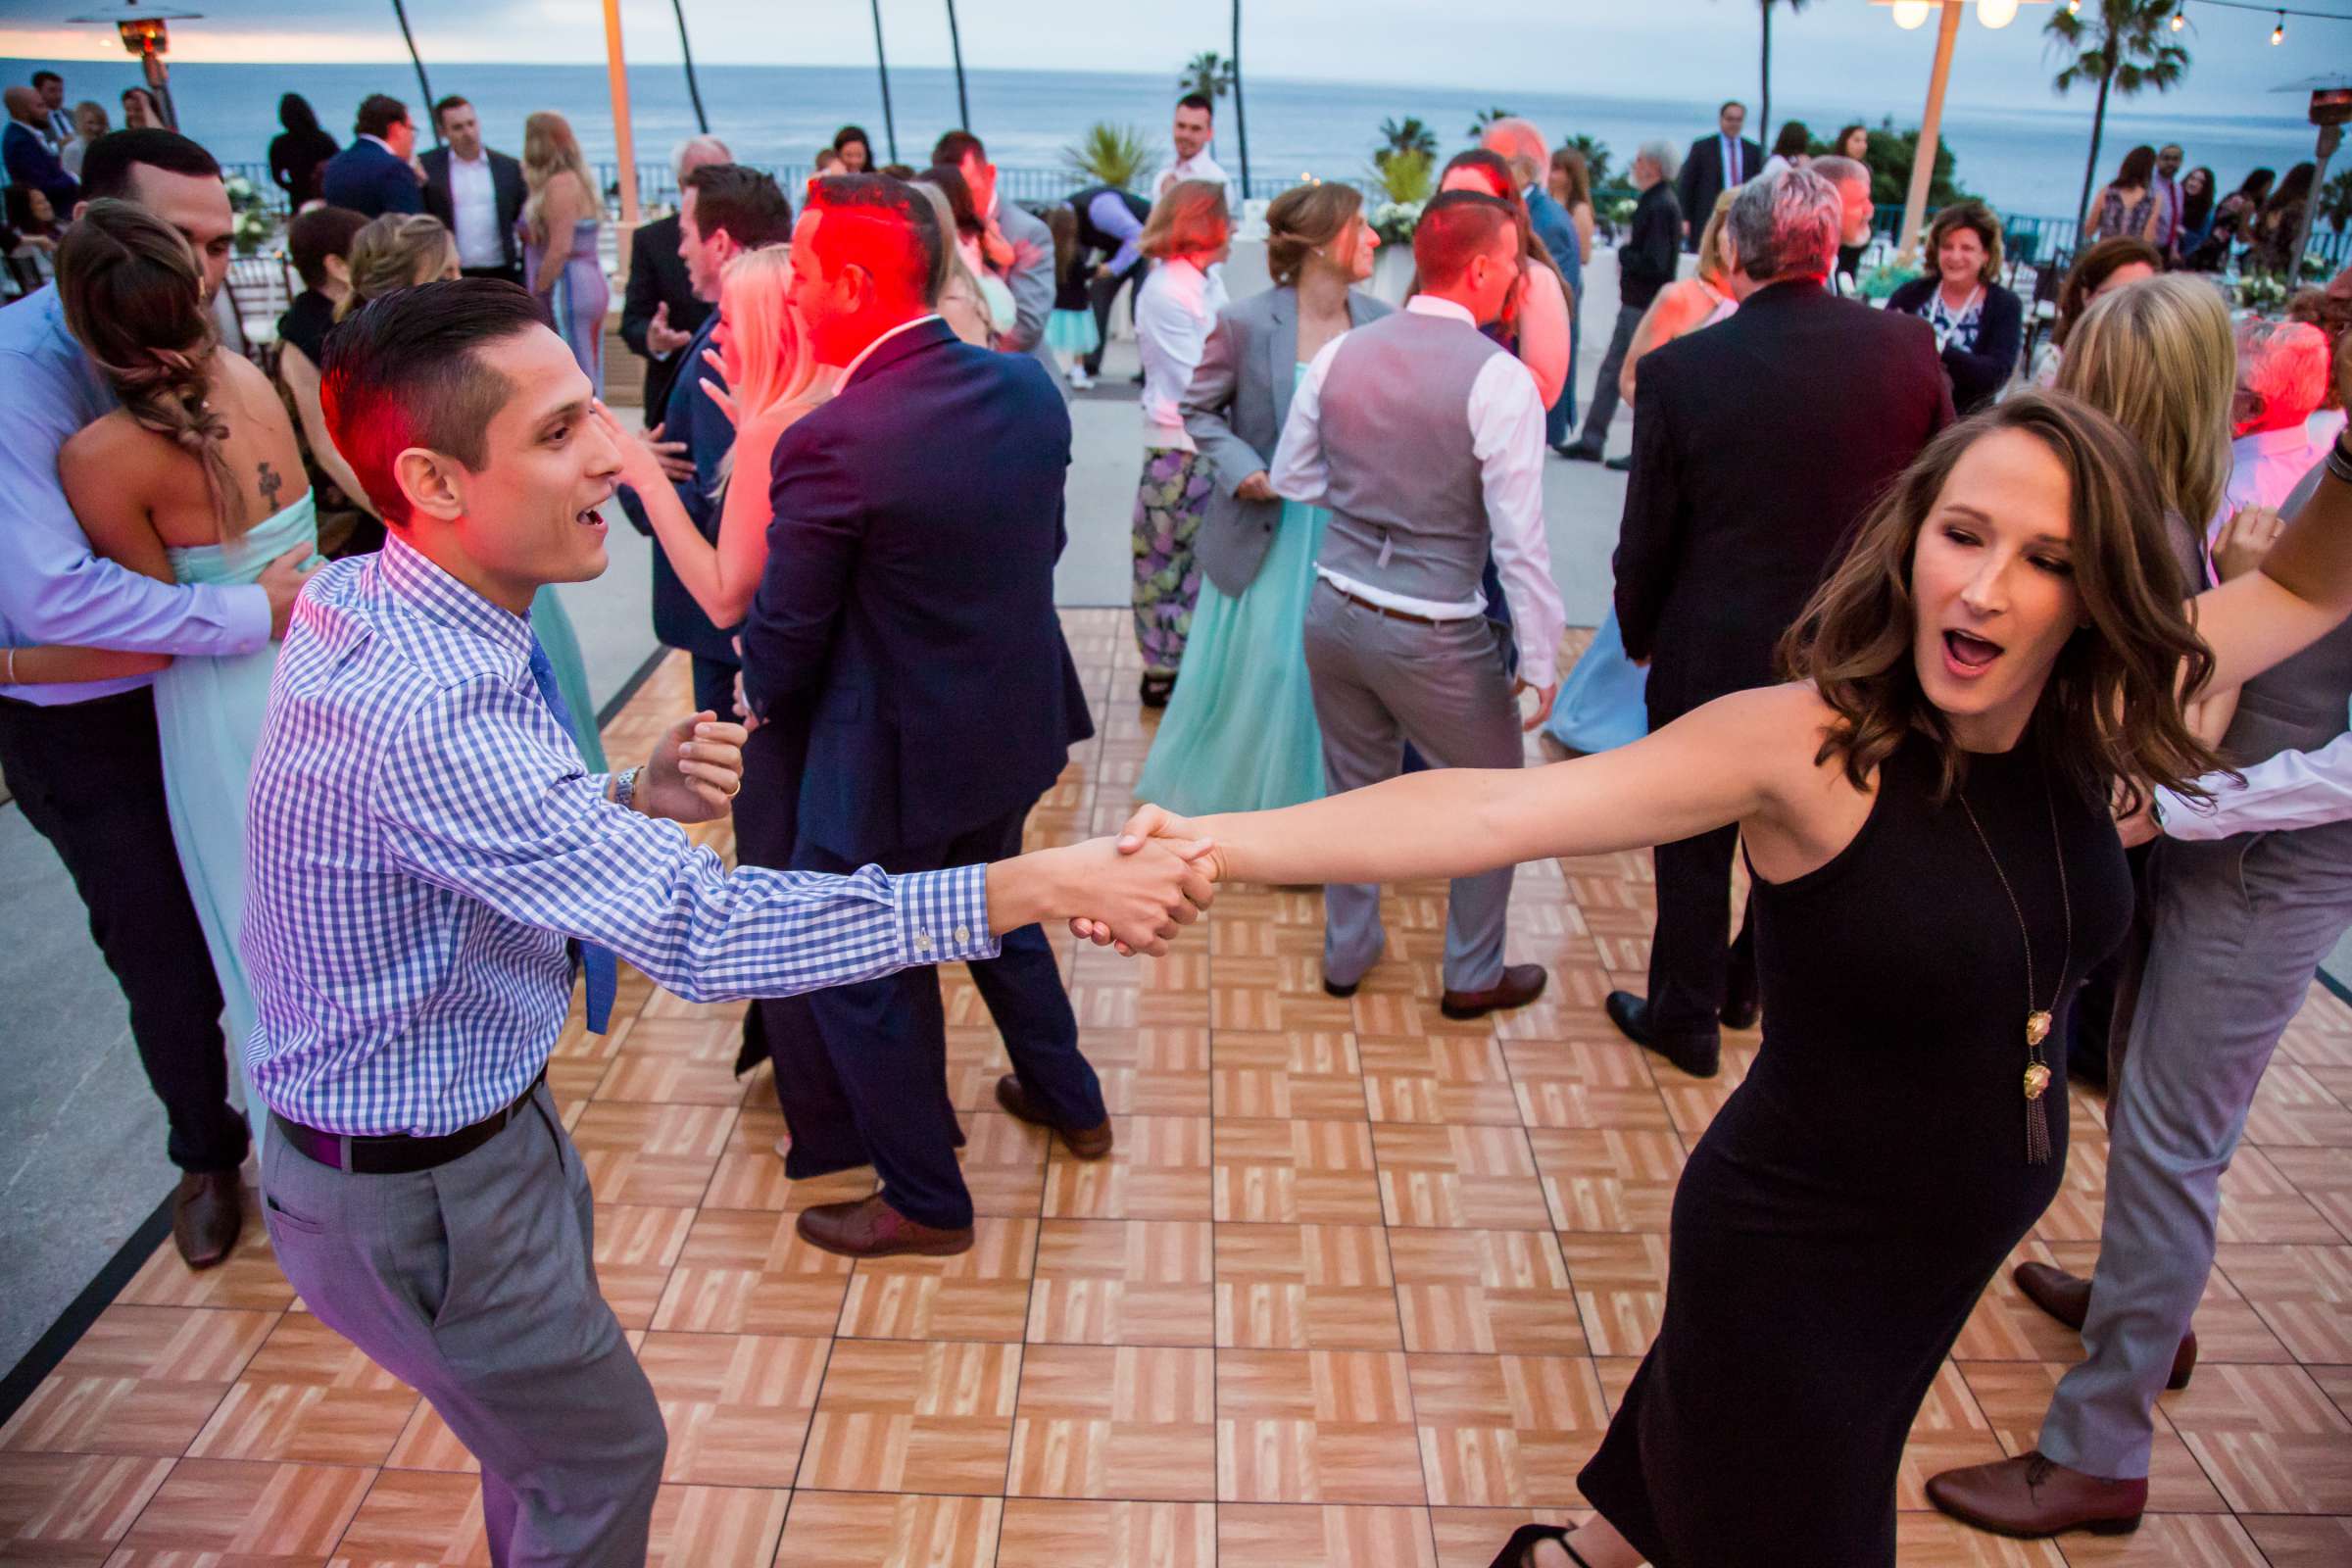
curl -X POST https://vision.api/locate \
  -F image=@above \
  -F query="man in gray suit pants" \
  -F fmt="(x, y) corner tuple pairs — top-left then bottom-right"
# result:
(1932, 453), (2352, 1538)
(1268, 191), (1567, 1018)
(935, 130), (1063, 393)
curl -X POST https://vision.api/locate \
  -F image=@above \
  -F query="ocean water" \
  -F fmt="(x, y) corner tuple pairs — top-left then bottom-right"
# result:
(4, 57), (2328, 221)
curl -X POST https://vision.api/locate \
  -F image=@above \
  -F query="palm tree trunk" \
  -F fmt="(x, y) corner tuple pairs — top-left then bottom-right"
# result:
(1759, 2), (1772, 158)
(670, 0), (710, 134)
(868, 0), (899, 164)
(1231, 0), (1250, 202)
(388, 0), (438, 144)
(946, 0), (969, 131)
(2072, 68), (2113, 248)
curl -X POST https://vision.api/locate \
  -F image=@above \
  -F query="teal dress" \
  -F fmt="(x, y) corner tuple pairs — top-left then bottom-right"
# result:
(158, 493), (321, 1149)
(1135, 363), (1328, 814)
(528, 588), (608, 771)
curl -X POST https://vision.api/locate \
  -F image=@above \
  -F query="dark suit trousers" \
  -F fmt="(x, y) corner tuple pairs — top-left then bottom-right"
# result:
(1083, 263), (1147, 376)
(1642, 654), (1759, 1044)
(461, 264), (522, 286)
(770, 801), (1099, 1232)
(0, 688), (247, 1172)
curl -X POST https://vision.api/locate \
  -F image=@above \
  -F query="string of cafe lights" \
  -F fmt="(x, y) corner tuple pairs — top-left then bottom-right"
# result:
(2070, 0), (2352, 49)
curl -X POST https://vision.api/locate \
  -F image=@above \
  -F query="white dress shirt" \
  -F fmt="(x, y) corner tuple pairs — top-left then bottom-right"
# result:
(1720, 134), (1746, 187)
(2158, 729), (2352, 841)
(1269, 295), (1568, 689)
(446, 149), (506, 269)
(1135, 258), (1226, 451)
(1156, 150), (1240, 213)
(2216, 424), (2328, 540)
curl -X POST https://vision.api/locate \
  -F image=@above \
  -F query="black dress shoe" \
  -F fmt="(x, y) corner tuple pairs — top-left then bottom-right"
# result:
(1322, 974), (1361, 999)
(1720, 966), (1759, 1031)
(172, 1170), (243, 1270)
(1556, 443), (1603, 463)
(1441, 963), (1546, 1020)
(1605, 990), (1721, 1078)
(1139, 672), (1176, 709)
(1602, 454), (1634, 471)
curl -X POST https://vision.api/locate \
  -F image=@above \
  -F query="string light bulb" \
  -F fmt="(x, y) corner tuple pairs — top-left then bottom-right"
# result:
(1891, 0), (1933, 28)
(1978, 0), (2020, 27)
(2272, 10), (2285, 43)
(2067, 0), (2081, 13)
(2170, 8), (2184, 30)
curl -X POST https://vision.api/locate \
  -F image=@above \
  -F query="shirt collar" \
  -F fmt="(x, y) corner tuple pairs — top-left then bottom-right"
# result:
(375, 532), (535, 660)
(1403, 295), (1478, 329)
(2237, 425), (2316, 457)
(837, 313), (945, 386)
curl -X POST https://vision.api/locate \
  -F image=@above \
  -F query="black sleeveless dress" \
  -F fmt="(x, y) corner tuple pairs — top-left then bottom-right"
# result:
(1576, 734), (2131, 1566)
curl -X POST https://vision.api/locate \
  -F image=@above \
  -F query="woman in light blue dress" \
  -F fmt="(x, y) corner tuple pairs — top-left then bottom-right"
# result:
(1136, 182), (1390, 813)
(46, 202), (327, 1150)
(520, 111), (610, 398)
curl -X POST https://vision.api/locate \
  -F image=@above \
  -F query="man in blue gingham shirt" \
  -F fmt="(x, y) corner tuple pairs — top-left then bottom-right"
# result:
(251, 281), (1212, 1567)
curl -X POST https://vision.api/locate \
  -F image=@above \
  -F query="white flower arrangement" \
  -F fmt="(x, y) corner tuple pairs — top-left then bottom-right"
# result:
(1371, 199), (1424, 245)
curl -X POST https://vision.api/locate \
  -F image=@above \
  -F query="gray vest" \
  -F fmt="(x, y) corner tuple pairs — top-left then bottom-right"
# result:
(1313, 310), (1507, 604)
(2225, 460), (2352, 764)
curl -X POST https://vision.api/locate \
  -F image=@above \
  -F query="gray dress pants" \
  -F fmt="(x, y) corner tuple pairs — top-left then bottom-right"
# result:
(1572, 302), (1645, 456)
(2038, 821), (2352, 1479)
(261, 1085), (666, 1566)
(1303, 580), (1521, 992)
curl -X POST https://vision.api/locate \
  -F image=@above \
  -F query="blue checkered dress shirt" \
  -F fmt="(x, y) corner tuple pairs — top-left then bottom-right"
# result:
(242, 535), (998, 1137)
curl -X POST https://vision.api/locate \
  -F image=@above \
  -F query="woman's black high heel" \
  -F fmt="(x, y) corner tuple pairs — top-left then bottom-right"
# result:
(1489, 1522), (1594, 1568)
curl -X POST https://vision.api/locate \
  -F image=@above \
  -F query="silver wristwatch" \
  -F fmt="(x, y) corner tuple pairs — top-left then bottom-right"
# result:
(613, 765), (643, 813)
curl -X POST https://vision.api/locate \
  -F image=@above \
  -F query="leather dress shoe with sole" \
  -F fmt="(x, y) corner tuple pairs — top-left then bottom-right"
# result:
(1322, 975), (1361, 999)
(1927, 1450), (2146, 1539)
(994, 1074), (1114, 1159)
(795, 1195), (974, 1258)
(172, 1170), (243, 1270)
(1605, 991), (1721, 1078)
(2014, 1261), (2197, 1389)
(1441, 963), (1546, 1020)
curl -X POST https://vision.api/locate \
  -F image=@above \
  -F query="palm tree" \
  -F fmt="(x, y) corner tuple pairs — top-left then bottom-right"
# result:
(1566, 133), (1613, 191)
(1375, 117), (1439, 171)
(945, 0), (969, 132)
(2323, 167), (2352, 235)
(867, 0), (899, 163)
(1468, 107), (1515, 141)
(1180, 51), (1237, 105)
(669, 0), (710, 133)
(1230, 0), (1250, 202)
(2046, 0), (2190, 240)
(1753, 0), (1812, 153)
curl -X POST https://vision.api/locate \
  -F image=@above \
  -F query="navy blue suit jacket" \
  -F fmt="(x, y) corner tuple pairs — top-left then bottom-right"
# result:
(319, 138), (422, 219)
(4, 122), (77, 215)
(616, 312), (737, 665)
(739, 318), (1095, 860)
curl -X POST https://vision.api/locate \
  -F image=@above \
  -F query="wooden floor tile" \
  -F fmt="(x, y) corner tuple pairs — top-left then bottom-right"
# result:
(1389, 1229), (1587, 1356)
(1373, 1125), (1550, 1230)
(650, 1208), (854, 1336)
(1215, 1349), (1426, 1504)
(1556, 1234), (1670, 1358)
(1216, 1501), (1439, 1566)
(1407, 1353), (1607, 1506)
(995, 1498), (1213, 1568)
(1359, 1035), (1522, 1126)
(183, 1315), (416, 1466)
(1427, 1506), (1584, 1568)
(1026, 1220), (1214, 1347)
(1500, 1038), (1671, 1132)
(2159, 1363), (2352, 1514)
(0, 1452), (173, 1556)
(1212, 1031), (1366, 1121)
(1526, 1128), (1685, 1233)
(639, 1333), (827, 1487)
(1042, 1115), (1212, 1221)
(2240, 1512), (2352, 1565)
(569, 1102), (734, 1206)
(117, 1458), (372, 1556)
(770, 1491), (1000, 1568)
(838, 1217), (1037, 1342)
(797, 1341), (1020, 1495)
(1213, 1118), (1384, 1224)
(1005, 1346), (1215, 1499)
(2052, 1512), (2269, 1565)
(1214, 1223), (1402, 1350)
(647, 1483), (791, 1567)
(0, 1306), (273, 1458)
(2214, 1243), (2352, 1364)
(330, 1468), (489, 1564)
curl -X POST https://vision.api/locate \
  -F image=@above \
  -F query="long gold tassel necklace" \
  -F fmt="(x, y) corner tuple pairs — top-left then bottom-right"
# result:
(1953, 780), (2072, 1166)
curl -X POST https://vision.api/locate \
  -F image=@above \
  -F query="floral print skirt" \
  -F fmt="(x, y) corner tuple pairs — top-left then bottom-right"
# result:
(1131, 447), (1212, 676)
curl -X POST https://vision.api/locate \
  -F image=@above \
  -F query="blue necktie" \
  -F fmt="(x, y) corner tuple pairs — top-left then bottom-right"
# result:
(525, 635), (619, 1034)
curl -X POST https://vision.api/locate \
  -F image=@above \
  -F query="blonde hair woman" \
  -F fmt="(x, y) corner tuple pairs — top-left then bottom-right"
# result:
(601, 245), (831, 628)
(520, 110), (609, 393)
(1617, 187), (1739, 408)
(1130, 178), (1233, 707)
(337, 212), (459, 318)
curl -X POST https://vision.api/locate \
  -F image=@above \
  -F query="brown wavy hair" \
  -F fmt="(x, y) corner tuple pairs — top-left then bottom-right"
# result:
(56, 199), (241, 537)
(2051, 236), (2163, 350)
(1264, 180), (1365, 287)
(1781, 391), (2221, 812)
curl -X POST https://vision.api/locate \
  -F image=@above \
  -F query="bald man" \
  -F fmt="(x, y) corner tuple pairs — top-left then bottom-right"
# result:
(4, 85), (79, 214)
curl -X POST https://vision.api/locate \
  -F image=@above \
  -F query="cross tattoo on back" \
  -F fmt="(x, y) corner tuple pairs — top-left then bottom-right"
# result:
(257, 460), (282, 513)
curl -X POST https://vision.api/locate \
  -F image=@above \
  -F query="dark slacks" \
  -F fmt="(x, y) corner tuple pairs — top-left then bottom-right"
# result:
(1642, 655), (1759, 1045)
(1083, 262), (1148, 377)
(687, 653), (740, 723)
(0, 688), (247, 1172)
(461, 263), (525, 286)
(1572, 302), (1644, 456)
(768, 801), (1100, 1231)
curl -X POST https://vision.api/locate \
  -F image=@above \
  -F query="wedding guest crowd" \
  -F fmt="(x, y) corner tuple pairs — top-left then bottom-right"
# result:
(1560, 138), (1680, 466)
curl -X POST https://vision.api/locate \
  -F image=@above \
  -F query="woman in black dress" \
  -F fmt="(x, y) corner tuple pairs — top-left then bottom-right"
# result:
(269, 93), (339, 210)
(1102, 388), (2352, 1566)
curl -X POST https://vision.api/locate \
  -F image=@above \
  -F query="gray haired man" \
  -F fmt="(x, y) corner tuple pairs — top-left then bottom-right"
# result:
(1560, 139), (1680, 466)
(620, 133), (732, 416)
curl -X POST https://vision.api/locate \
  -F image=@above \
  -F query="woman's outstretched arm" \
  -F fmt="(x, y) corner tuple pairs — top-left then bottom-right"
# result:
(596, 402), (791, 630)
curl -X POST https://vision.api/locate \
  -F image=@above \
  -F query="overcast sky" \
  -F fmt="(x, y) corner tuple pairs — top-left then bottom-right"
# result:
(4, 0), (2344, 122)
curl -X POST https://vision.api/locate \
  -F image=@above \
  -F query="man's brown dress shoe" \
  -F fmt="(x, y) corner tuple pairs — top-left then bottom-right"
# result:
(795, 1195), (973, 1258)
(994, 1074), (1114, 1159)
(1927, 1451), (2146, 1539)
(1441, 963), (1546, 1021)
(172, 1170), (243, 1269)
(2014, 1261), (2197, 1390)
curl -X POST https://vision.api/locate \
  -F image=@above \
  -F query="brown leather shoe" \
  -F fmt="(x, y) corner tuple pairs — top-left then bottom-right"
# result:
(795, 1195), (973, 1258)
(1927, 1451), (2146, 1539)
(994, 1074), (1113, 1159)
(172, 1171), (243, 1270)
(2015, 1262), (2197, 1390)
(1441, 963), (1547, 1021)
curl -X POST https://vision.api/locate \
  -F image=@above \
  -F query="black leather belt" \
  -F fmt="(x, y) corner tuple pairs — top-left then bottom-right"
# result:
(1325, 583), (1443, 627)
(271, 1071), (547, 1175)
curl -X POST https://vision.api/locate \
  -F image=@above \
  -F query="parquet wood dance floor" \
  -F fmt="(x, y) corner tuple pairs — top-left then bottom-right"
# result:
(3, 613), (2349, 1566)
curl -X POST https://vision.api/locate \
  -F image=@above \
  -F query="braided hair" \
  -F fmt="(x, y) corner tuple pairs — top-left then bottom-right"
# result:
(57, 199), (242, 537)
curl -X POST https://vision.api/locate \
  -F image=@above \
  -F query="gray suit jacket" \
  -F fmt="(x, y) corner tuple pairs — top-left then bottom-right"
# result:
(1183, 285), (1392, 596)
(995, 199), (1063, 392)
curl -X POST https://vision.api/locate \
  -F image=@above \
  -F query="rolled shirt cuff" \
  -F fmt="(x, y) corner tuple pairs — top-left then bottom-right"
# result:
(897, 863), (1003, 965)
